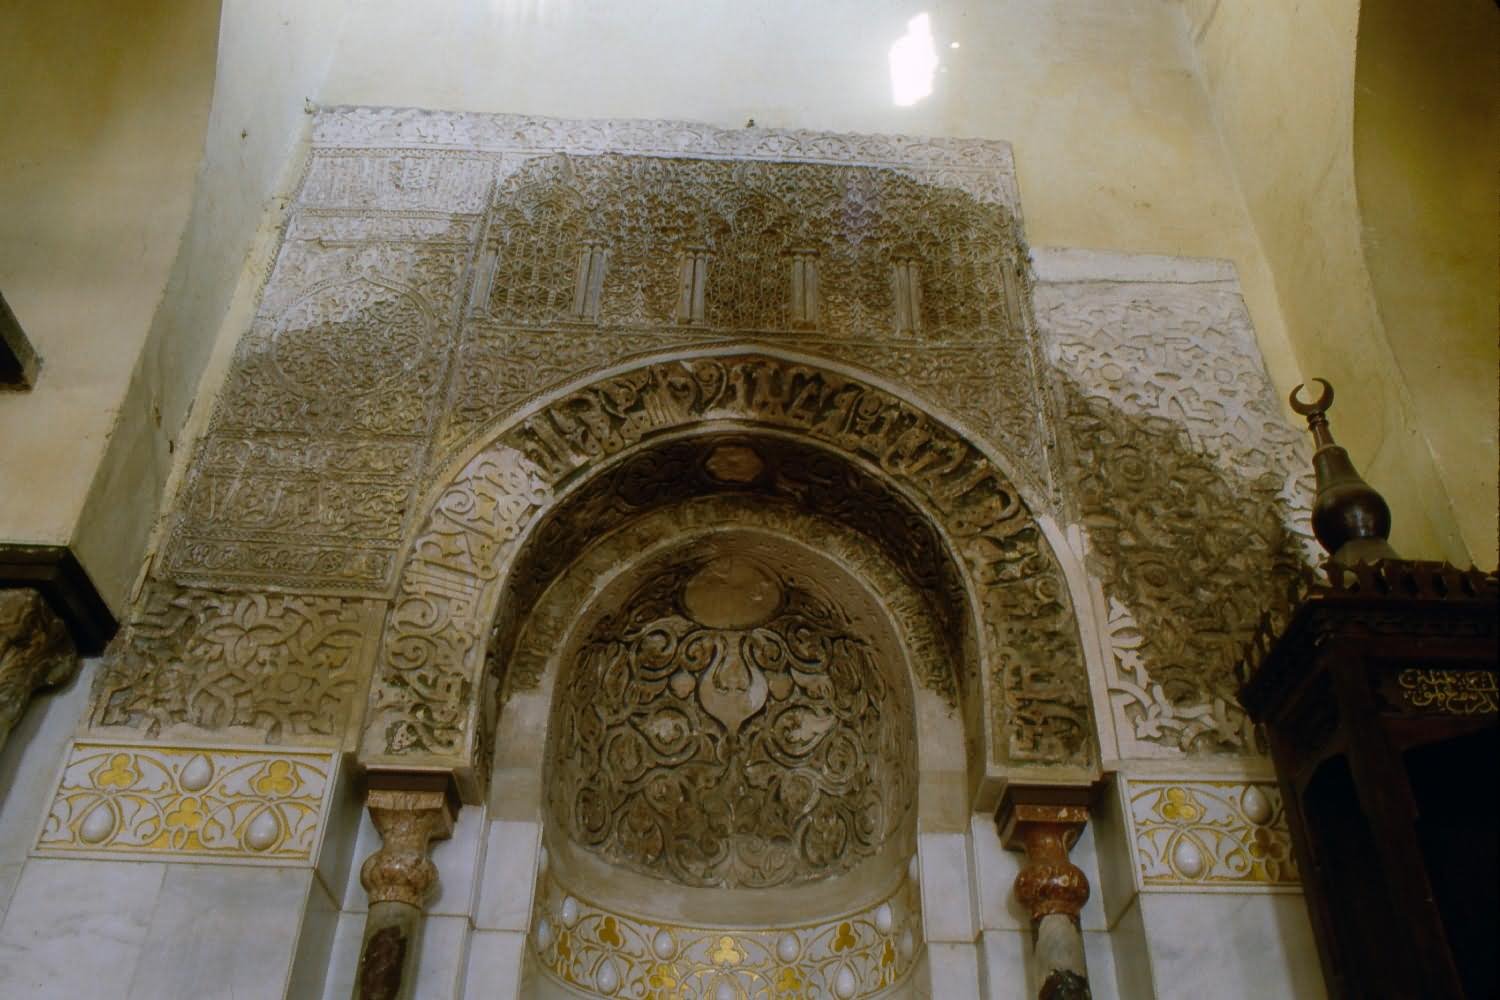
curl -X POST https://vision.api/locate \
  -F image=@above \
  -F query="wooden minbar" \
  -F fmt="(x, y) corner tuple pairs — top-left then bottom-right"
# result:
(1239, 380), (1498, 999)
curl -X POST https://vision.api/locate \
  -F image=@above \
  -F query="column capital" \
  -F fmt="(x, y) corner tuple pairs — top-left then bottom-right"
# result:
(994, 783), (1101, 924)
(359, 772), (459, 908)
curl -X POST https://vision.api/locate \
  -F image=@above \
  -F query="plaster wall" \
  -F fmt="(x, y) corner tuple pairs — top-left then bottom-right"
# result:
(1178, 0), (1499, 564)
(1353, 0), (1499, 565)
(0, 0), (219, 554)
(70, 0), (356, 608)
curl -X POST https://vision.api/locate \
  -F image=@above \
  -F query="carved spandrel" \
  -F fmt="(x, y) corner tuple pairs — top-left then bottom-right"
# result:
(160, 243), (471, 593)
(88, 583), (384, 743)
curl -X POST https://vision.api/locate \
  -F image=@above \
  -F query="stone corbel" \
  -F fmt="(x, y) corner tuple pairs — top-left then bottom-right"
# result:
(996, 784), (1099, 1000)
(0, 587), (78, 753)
(353, 772), (459, 1000)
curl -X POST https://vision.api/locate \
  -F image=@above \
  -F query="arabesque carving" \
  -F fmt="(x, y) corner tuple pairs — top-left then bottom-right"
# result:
(158, 109), (1054, 602)
(552, 553), (914, 889)
(90, 583), (382, 743)
(35, 741), (335, 863)
(94, 110), (1317, 810)
(1036, 269), (1316, 756)
(361, 354), (1093, 792)
(499, 434), (965, 700)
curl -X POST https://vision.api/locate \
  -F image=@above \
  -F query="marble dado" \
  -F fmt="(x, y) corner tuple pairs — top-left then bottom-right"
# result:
(532, 870), (922, 999)
(33, 741), (336, 865)
(1122, 777), (1299, 892)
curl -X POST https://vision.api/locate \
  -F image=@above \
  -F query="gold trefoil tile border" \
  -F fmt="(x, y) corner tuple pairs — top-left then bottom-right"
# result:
(1124, 778), (1300, 892)
(532, 869), (923, 999)
(34, 741), (337, 865)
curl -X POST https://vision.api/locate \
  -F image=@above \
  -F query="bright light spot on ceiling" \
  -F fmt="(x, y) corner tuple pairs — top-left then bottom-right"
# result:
(889, 13), (938, 107)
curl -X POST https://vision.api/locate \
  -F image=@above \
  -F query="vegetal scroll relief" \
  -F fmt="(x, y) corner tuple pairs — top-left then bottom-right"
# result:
(1035, 264), (1316, 756)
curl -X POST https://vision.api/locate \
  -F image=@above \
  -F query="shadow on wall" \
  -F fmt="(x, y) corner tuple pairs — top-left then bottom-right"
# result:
(1051, 374), (1316, 756)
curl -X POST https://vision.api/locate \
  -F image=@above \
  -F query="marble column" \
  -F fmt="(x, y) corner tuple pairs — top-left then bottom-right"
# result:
(996, 786), (1096, 1000)
(0, 587), (77, 754)
(352, 774), (458, 1000)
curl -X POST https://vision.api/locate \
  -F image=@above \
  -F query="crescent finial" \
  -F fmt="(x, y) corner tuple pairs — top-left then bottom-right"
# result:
(1289, 378), (1334, 416)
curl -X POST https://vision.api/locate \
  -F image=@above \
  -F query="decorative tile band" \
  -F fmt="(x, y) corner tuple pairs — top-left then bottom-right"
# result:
(532, 869), (922, 998)
(1124, 778), (1299, 891)
(34, 741), (336, 865)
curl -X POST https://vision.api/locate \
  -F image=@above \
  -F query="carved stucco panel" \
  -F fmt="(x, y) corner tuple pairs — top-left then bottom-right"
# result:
(312, 107), (1022, 213)
(363, 446), (554, 765)
(363, 353), (1093, 794)
(553, 552), (916, 889)
(0, 588), (77, 753)
(161, 228), (473, 593)
(160, 111), (1063, 601)
(88, 583), (383, 745)
(1034, 254), (1316, 758)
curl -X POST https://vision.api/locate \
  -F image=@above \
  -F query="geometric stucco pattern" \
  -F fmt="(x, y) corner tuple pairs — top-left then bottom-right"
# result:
(35, 741), (336, 865)
(1122, 777), (1299, 891)
(1035, 254), (1317, 757)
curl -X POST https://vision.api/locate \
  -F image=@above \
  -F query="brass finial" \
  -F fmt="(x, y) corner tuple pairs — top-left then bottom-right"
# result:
(1290, 379), (1398, 565)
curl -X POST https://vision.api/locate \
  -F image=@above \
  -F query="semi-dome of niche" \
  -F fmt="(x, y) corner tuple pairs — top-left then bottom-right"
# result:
(548, 540), (916, 890)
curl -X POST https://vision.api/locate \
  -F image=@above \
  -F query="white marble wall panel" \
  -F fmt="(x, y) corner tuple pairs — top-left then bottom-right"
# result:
(969, 816), (1028, 931)
(1090, 775), (1141, 927)
(474, 819), (541, 932)
(1082, 930), (1122, 1000)
(1108, 897), (1156, 999)
(319, 911), (365, 1000)
(414, 914), (471, 1000)
(1137, 893), (1325, 999)
(916, 830), (977, 943)
(312, 759), (366, 908)
(0, 865), (20, 926)
(0, 858), (165, 997)
(125, 864), (312, 999)
(429, 804), (487, 918)
(287, 876), (340, 1000)
(926, 941), (983, 997)
(462, 929), (527, 999)
(978, 929), (1030, 999)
